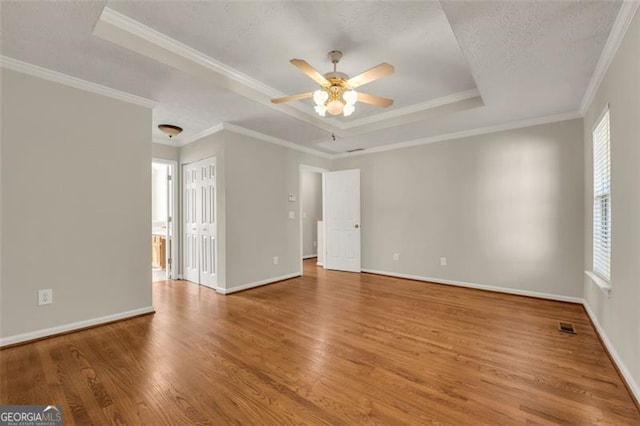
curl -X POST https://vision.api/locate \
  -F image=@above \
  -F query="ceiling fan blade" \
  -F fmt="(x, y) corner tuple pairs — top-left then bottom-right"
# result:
(357, 92), (394, 108)
(290, 59), (329, 86)
(271, 92), (314, 104)
(347, 63), (394, 88)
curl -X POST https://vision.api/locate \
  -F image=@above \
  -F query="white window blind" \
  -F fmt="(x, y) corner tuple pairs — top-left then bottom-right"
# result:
(593, 109), (611, 282)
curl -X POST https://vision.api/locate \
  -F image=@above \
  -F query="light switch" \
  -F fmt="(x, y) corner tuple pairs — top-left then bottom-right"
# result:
(289, 211), (295, 219)
(288, 193), (296, 202)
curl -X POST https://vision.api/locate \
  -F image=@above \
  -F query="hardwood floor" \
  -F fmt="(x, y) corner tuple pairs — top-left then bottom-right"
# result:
(2, 260), (639, 424)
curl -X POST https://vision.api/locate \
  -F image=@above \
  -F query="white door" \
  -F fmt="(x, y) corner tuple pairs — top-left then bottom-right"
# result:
(198, 160), (217, 288)
(182, 157), (217, 287)
(325, 169), (361, 272)
(183, 163), (199, 283)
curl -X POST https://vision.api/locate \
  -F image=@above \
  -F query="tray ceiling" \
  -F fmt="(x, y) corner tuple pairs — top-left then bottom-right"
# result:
(0, 1), (622, 154)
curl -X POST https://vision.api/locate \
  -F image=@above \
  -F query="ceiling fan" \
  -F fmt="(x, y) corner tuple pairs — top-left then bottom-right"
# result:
(271, 50), (394, 117)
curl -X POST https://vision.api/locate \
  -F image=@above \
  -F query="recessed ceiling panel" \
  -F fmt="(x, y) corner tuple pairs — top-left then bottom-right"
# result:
(108, 1), (478, 110)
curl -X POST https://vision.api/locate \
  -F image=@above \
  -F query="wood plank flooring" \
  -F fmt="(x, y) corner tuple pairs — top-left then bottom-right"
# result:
(2, 260), (639, 424)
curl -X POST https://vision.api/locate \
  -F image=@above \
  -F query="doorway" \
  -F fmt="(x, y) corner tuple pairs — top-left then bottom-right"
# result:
(152, 159), (177, 282)
(299, 165), (328, 274)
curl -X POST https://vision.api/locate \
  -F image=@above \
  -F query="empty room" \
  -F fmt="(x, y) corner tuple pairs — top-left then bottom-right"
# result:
(1, 1), (639, 424)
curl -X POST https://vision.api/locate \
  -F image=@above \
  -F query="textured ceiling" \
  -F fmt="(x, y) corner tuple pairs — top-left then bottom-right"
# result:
(0, 1), (622, 153)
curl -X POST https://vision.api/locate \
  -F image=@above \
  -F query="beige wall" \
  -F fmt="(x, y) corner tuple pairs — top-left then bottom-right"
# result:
(334, 119), (585, 299)
(583, 10), (640, 396)
(178, 131), (329, 291)
(152, 142), (179, 161)
(1, 69), (152, 340)
(302, 171), (322, 258)
(223, 132), (329, 290)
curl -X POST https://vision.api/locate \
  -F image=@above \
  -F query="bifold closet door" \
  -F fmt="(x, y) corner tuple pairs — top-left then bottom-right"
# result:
(183, 163), (199, 283)
(182, 157), (217, 287)
(198, 160), (217, 288)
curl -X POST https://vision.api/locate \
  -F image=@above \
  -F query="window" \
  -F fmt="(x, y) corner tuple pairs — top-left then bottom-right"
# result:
(592, 108), (611, 282)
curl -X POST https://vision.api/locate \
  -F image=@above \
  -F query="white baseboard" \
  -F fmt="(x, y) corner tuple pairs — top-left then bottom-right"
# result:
(583, 301), (640, 404)
(0, 306), (155, 347)
(303, 254), (318, 260)
(361, 269), (583, 303)
(217, 272), (300, 295)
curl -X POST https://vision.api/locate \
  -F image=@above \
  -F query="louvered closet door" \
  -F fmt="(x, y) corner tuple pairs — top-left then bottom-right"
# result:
(183, 163), (200, 283)
(198, 159), (217, 288)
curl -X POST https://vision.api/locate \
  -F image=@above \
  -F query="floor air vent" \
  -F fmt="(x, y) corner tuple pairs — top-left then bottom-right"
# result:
(558, 322), (576, 334)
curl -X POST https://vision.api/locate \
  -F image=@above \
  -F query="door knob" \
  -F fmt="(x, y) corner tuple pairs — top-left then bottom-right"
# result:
(354, 224), (360, 229)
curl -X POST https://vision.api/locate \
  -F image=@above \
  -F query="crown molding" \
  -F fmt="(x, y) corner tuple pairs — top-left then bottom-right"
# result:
(94, 7), (484, 136)
(98, 8), (283, 99)
(174, 111), (581, 161)
(152, 136), (178, 147)
(341, 88), (481, 129)
(221, 123), (334, 159)
(179, 123), (225, 146)
(333, 111), (582, 159)
(175, 122), (333, 159)
(579, 1), (639, 115)
(0, 55), (157, 108)
(94, 8), (337, 135)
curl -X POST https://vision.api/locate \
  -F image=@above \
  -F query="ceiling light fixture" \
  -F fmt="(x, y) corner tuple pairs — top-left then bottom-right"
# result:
(271, 51), (394, 118)
(312, 51), (358, 117)
(158, 124), (183, 138)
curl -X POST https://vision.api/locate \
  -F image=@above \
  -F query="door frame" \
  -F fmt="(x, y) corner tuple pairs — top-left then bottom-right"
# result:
(152, 158), (178, 280)
(299, 164), (329, 275)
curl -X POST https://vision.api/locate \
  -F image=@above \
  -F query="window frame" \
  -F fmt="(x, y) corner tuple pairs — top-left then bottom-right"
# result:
(587, 105), (612, 293)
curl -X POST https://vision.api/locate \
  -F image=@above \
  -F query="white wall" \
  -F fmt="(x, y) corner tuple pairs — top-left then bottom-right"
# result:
(334, 119), (585, 300)
(302, 171), (322, 258)
(1, 69), (153, 341)
(583, 10), (640, 398)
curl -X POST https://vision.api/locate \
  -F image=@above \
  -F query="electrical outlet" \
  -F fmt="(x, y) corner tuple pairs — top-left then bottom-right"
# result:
(393, 253), (399, 261)
(38, 289), (53, 306)
(288, 211), (295, 219)
(273, 256), (279, 265)
(440, 257), (448, 266)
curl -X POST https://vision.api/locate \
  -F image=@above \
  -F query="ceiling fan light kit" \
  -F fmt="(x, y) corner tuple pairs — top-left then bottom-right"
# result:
(271, 50), (394, 118)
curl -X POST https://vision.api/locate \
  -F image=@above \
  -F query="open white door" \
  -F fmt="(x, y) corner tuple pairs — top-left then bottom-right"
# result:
(325, 169), (361, 272)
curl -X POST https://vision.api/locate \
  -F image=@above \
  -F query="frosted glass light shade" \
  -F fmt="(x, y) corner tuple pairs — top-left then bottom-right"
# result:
(343, 90), (357, 105)
(313, 89), (329, 105)
(326, 99), (344, 115)
(314, 105), (327, 117)
(343, 104), (355, 116)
